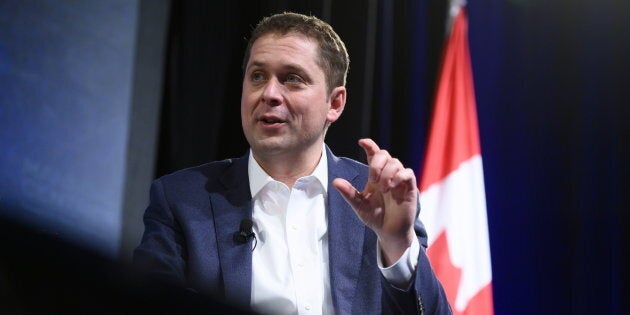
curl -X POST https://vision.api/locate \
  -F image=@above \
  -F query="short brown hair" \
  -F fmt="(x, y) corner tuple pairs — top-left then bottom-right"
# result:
(242, 12), (350, 94)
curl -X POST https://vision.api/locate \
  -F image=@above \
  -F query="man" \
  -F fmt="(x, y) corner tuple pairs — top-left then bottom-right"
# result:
(134, 12), (451, 314)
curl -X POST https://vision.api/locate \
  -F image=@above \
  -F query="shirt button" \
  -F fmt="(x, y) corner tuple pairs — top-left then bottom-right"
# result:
(298, 262), (304, 267)
(305, 304), (311, 310)
(291, 224), (298, 231)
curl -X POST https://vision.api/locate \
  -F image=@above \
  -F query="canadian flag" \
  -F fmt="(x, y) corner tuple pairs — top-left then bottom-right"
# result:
(418, 4), (494, 315)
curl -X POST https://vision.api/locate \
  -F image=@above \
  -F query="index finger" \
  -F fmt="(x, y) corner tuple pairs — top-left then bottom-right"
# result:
(358, 138), (380, 163)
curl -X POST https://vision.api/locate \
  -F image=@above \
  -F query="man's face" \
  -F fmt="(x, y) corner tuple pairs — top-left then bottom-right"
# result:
(241, 33), (345, 158)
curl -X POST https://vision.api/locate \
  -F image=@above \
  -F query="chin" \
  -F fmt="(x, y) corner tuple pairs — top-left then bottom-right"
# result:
(250, 138), (289, 155)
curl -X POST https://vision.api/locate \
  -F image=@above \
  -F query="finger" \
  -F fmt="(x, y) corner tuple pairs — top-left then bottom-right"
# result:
(389, 169), (419, 204)
(379, 158), (404, 192)
(358, 138), (380, 164)
(368, 149), (390, 183)
(332, 178), (366, 210)
(390, 168), (417, 192)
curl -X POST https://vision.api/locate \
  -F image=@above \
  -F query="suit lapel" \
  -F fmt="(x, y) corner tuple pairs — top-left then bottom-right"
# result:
(209, 148), (369, 311)
(210, 155), (253, 307)
(326, 148), (367, 313)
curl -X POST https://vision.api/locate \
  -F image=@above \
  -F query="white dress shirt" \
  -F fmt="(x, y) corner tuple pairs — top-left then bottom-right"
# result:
(248, 147), (420, 315)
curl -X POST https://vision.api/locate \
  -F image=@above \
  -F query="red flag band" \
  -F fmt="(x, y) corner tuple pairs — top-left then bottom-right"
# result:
(418, 7), (494, 315)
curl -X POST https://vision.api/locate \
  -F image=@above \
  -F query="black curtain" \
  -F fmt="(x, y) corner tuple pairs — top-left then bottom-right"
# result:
(155, 0), (446, 177)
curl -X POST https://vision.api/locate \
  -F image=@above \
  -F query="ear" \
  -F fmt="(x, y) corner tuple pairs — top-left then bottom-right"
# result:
(326, 86), (346, 123)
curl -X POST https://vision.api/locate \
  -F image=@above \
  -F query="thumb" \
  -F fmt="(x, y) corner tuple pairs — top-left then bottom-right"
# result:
(332, 178), (364, 211)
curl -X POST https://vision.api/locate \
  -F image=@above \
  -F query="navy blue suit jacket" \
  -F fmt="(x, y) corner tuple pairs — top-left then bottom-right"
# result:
(133, 147), (451, 314)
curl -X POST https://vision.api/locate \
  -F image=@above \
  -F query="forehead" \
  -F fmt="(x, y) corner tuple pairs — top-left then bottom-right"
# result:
(247, 33), (321, 69)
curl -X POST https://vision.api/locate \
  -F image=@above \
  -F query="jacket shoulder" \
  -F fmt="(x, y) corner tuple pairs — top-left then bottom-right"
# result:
(152, 155), (248, 197)
(158, 158), (237, 182)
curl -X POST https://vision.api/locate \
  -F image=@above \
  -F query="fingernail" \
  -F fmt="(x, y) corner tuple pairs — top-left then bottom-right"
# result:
(354, 190), (364, 201)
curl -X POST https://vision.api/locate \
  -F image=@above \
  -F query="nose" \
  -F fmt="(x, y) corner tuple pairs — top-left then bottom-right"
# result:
(261, 78), (282, 106)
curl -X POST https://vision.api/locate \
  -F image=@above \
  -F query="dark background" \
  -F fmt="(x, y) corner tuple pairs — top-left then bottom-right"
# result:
(0, 0), (627, 314)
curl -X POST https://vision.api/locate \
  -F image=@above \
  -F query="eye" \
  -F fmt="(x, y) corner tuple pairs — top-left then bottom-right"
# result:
(250, 71), (265, 82)
(285, 74), (304, 84)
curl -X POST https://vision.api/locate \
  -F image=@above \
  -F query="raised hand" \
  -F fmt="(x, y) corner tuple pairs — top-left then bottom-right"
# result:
(332, 138), (418, 266)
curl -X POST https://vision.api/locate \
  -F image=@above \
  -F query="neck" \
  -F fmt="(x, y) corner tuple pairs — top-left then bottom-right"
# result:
(253, 144), (323, 188)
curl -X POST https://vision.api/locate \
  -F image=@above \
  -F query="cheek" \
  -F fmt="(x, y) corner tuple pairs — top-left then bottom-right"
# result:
(240, 100), (256, 129)
(241, 92), (257, 113)
(241, 81), (258, 104)
(239, 99), (247, 118)
(298, 106), (330, 128)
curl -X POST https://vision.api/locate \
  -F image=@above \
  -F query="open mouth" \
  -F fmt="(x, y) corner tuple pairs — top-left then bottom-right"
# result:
(259, 115), (287, 125)
(261, 118), (284, 124)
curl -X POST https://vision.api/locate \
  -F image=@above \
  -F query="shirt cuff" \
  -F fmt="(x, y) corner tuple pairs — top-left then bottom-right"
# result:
(377, 237), (420, 289)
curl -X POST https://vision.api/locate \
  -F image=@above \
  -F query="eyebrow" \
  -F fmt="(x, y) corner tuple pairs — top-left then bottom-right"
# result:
(247, 61), (265, 70)
(248, 61), (306, 71)
(247, 61), (313, 82)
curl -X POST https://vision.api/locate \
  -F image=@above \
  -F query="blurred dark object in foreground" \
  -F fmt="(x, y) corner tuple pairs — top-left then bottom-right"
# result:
(0, 214), (252, 314)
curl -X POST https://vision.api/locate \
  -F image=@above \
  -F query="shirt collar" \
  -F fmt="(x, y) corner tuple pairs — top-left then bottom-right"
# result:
(248, 145), (328, 198)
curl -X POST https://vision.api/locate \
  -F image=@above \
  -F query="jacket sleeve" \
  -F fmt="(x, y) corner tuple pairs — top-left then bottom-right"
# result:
(132, 179), (188, 288)
(381, 203), (452, 314)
